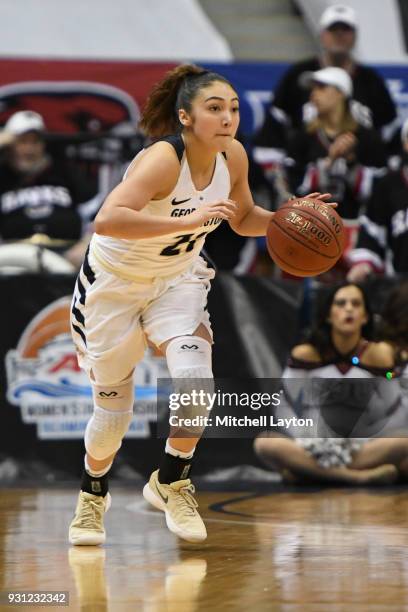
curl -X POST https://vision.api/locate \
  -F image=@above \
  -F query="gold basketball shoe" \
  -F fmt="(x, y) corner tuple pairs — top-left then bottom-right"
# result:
(143, 470), (207, 543)
(69, 491), (111, 546)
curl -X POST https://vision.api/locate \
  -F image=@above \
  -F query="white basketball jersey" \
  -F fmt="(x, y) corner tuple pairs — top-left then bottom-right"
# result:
(91, 135), (230, 281)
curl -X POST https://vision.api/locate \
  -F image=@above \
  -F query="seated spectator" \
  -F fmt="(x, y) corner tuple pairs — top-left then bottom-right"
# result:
(0, 110), (97, 271)
(347, 119), (408, 281)
(253, 3), (399, 175)
(286, 67), (386, 276)
(254, 282), (408, 485)
(376, 282), (408, 436)
(378, 281), (408, 373)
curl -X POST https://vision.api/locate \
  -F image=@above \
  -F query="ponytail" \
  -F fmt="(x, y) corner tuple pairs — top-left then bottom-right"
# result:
(140, 63), (235, 138)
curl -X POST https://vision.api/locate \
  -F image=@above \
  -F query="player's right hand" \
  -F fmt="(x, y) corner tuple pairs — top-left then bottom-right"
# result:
(181, 199), (237, 230)
(304, 192), (338, 208)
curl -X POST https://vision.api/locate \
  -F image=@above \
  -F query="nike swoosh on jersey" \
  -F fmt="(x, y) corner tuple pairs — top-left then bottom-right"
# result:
(171, 197), (191, 206)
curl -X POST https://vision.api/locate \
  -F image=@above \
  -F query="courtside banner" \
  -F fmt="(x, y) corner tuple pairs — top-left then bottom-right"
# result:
(0, 59), (406, 138)
(0, 273), (301, 449)
(0, 276), (165, 445)
(0, 273), (403, 475)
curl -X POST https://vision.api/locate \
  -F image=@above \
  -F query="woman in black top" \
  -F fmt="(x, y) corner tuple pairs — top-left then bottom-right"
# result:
(287, 68), (386, 277)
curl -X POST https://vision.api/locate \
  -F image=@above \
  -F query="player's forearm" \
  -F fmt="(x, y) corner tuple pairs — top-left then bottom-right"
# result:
(233, 206), (274, 237)
(94, 206), (188, 239)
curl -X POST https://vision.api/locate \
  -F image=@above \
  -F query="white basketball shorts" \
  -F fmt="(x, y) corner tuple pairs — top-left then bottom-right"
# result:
(70, 249), (215, 385)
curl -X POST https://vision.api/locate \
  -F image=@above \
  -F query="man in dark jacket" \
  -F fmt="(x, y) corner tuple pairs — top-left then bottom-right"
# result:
(253, 4), (399, 170)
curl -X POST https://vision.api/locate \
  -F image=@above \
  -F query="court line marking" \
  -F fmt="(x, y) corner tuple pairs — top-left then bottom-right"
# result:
(127, 498), (271, 526)
(208, 491), (267, 517)
(126, 498), (408, 535)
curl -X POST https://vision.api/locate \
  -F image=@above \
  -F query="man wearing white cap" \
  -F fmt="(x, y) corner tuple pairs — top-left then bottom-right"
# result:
(4, 110), (45, 136)
(0, 110), (96, 269)
(253, 3), (398, 178)
(348, 118), (408, 281)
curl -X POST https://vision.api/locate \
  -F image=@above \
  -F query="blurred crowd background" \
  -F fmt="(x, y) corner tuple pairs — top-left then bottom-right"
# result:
(0, 0), (407, 282)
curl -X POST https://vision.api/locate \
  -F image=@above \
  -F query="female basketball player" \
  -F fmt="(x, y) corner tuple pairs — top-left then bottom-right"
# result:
(254, 282), (408, 485)
(69, 64), (335, 546)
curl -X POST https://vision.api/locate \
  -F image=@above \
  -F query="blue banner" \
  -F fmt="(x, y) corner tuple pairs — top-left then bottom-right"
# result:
(202, 62), (408, 137)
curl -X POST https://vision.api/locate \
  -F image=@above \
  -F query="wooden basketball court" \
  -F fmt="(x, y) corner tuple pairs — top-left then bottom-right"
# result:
(1, 485), (408, 610)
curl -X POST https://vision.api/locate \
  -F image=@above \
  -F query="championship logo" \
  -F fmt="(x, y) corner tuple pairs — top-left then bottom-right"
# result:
(6, 297), (168, 439)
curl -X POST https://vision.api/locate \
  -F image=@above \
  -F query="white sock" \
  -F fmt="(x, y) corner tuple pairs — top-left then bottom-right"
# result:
(165, 439), (195, 460)
(84, 455), (112, 478)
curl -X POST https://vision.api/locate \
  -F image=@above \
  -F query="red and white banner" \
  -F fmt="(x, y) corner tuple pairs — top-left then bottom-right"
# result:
(0, 58), (176, 133)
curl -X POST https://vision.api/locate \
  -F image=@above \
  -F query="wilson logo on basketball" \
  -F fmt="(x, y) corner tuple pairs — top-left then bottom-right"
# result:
(287, 212), (331, 246)
(5, 297), (170, 440)
(293, 200), (342, 233)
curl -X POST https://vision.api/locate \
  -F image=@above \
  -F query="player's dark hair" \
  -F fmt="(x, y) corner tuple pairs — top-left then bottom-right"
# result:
(307, 282), (374, 360)
(139, 64), (236, 137)
(378, 281), (408, 354)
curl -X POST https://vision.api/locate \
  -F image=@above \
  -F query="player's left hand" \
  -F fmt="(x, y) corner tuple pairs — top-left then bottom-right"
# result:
(304, 192), (338, 208)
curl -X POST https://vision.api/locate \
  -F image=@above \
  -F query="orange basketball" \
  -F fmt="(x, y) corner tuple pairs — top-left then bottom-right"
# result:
(266, 198), (345, 277)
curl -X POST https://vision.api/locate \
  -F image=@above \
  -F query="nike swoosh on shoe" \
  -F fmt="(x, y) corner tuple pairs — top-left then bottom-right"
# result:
(154, 481), (168, 504)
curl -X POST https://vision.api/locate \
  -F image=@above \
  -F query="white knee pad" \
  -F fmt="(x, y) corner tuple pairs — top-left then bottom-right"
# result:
(91, 376), (135, 411)
(85, 377), (134, 461)
(166, 335), (213, 379)
(166, 336), (214, 436)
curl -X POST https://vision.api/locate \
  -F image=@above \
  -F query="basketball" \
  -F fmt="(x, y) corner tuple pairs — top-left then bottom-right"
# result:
(266, 198), (345, 276)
